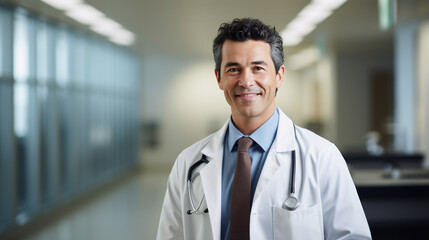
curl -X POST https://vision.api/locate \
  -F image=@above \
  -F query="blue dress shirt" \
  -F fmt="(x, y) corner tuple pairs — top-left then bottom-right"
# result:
(220, 108), (279, 240)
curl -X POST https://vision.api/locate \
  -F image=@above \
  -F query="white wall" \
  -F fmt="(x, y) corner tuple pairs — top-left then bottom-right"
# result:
(140, 56), (226, 169)
(140, 55), (305, 169)
(282, 48), (337, 143)
(139, 43), (396, 170)
(335, 47), (393, 151)
(417, 21), (429, 166)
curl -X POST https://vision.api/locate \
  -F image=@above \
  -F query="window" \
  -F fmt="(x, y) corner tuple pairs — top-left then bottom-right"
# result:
(0, 4), (141, 235)
(0, 5), (15, 233)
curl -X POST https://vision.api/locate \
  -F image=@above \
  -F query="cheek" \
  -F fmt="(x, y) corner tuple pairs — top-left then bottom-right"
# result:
(222, 79), (235, 91)
(257, 77), (276, 90)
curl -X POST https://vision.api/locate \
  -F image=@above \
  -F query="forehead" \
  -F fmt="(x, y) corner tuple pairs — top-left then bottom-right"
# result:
(221, 40), (272, 66)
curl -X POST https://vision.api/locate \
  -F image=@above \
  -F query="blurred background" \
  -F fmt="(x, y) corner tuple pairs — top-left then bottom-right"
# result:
(0, 0), (429, 239)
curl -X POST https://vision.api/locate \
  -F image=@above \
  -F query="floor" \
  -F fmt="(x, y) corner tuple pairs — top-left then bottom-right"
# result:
(5, 166), (429, 240)
(15, 169), (169, 240)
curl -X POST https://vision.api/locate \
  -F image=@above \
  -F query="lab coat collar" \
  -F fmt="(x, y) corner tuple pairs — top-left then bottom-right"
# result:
(201, 121), (228, 159)
(273, 108), (297, 152)
(227, 108), (279, 152)
(198, 109), (296, 240)
(253, 109), (297, 202)
(199, 121), (228, 240)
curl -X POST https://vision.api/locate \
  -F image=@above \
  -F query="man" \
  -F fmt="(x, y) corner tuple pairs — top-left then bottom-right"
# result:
(157, 18), (371, 240)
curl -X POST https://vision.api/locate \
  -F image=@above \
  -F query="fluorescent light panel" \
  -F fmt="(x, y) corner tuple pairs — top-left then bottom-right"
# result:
(287, 46), (320, 70)
(287, 18), (317, 36)
(299, 2), (333, 25)
(282, 0), (347, 46)
(40, 0), (136, 46)
(109, 29), (136, 46)
(313, 0), (348, 10)
(90, 18), (123, 36)
(41, 0), (82, 11)
(65, 4), (104, 25)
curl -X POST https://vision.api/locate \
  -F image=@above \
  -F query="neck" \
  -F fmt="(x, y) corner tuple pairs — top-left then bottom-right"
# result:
(231, 107), (276, 135)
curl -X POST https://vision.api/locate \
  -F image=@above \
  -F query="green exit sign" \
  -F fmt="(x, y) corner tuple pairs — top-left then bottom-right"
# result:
(378, 0), (396, 31)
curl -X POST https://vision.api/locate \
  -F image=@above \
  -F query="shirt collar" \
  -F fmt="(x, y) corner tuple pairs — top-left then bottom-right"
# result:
(227, 108), (279, 152)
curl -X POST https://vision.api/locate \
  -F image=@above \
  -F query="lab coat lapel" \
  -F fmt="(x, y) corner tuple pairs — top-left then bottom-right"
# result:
(253, 109), (296, 202)
(199, 122), (228, 240)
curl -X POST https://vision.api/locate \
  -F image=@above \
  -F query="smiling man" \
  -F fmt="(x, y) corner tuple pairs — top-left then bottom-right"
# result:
(157, 18), (371, 240)
(215, 39), (283, 135)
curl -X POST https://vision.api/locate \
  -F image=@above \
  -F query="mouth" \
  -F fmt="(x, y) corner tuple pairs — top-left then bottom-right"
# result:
(235, 93), (261, 97)
(234, 93), (261, 102)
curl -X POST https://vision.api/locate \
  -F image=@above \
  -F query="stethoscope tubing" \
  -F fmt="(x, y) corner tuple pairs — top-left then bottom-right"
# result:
(290, 150), (296, 195)
(186, 124), (300, 215)
(187, 157), (209, 215)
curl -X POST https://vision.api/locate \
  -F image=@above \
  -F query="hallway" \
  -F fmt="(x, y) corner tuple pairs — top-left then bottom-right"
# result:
(5, 169), (168, 240)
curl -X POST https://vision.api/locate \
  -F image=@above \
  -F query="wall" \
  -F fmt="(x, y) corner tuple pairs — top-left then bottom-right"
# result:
(139, 42), (397, 169)
(417, 21), (429, 166)
(140, 55), (305, 169)
(140, 56), (227, 169)
(335, 46), (393, 151)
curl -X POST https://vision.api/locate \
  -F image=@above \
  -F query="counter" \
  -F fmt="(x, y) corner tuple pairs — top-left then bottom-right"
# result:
(350, 168), (429, 240)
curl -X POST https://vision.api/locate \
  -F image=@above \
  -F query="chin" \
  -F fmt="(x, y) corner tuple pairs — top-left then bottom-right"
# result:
(238, 107), (262, 118)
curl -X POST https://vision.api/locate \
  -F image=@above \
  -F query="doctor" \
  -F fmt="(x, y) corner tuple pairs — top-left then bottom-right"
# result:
(157, 18), (371, 240)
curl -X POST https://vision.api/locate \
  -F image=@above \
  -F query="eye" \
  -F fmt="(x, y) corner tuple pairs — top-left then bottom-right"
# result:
(254, 66), (264, 71)
(227, 68), (239, 73)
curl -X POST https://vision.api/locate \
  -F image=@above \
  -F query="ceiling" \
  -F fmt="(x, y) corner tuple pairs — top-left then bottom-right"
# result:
(4, 0), (429, 58)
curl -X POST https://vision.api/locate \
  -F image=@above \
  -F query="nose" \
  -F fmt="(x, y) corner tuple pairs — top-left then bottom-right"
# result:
(238, 69), (255, 88)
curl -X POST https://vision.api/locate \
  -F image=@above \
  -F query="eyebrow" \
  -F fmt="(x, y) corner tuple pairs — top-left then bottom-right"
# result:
(251, 61), (268, 66)
(224, 60), (268, 69)
(224, 62), (240, 68)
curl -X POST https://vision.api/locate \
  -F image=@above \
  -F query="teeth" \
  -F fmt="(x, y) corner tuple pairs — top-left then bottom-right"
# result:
(241, 94), (257, 97)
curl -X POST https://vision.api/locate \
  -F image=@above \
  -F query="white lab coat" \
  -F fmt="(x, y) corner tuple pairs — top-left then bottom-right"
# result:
(157, 109), (371, 240)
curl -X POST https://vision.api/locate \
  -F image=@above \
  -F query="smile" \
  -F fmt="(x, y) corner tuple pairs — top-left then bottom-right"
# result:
(236, 93), (260, 97)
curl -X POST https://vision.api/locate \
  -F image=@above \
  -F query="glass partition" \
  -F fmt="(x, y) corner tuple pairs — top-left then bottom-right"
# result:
(0, 4), (141, 235)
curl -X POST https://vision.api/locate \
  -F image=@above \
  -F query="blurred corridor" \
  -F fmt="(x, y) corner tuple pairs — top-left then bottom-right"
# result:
(1, 0), (429, 239)
(2, 168), (168, 240)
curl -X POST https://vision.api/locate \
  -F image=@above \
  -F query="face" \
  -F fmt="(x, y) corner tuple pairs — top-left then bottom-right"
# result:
(215, 40), (284, 125)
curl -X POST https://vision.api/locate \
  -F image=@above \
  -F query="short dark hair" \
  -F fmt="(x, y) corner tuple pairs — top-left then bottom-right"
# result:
(213, 18), (284, 75)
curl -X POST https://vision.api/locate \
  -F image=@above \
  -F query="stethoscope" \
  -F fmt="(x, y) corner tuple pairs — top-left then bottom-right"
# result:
(186, 124), (301, 215)
(186, 157), (209, 214)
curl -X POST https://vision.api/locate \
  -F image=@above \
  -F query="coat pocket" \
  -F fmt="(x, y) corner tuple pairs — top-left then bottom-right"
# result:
(272, 204), (323, 240)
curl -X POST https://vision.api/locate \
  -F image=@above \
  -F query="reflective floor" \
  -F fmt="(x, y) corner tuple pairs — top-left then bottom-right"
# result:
(19, 169), (169, 240)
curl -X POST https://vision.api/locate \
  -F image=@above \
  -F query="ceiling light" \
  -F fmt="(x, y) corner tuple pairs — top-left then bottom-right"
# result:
(313, 0), (348, 11)
(281, 0), (348, 46)
(65, 3), (104, 25)
(299, 2), (333, 25)
(108, 29), (136, 46)
(41, 0), (82, 11)
(39, 0), (137, 46)
(287, 47), (320, 70)
(287, 18), (317, 36)
(282, 34), (303, 46)
(90, 18), (123, 36)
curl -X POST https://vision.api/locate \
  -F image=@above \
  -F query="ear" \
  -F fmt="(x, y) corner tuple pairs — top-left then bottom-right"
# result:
(275, 65), (285, 88)
(215, 69), (224, 90)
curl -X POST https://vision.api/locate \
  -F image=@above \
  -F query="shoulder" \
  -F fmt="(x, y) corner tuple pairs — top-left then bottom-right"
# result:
(168, 132), (218, 182)
(293, 125), (344, 169)
(177, 132), (217, 160)
(294, 125), (336, 151)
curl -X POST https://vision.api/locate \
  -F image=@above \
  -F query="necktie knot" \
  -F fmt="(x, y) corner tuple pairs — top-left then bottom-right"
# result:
(237, 137), (253, 153)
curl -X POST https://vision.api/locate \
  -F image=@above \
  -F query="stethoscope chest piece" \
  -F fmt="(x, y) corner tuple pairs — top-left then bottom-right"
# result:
(282, 195), (300, 211)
